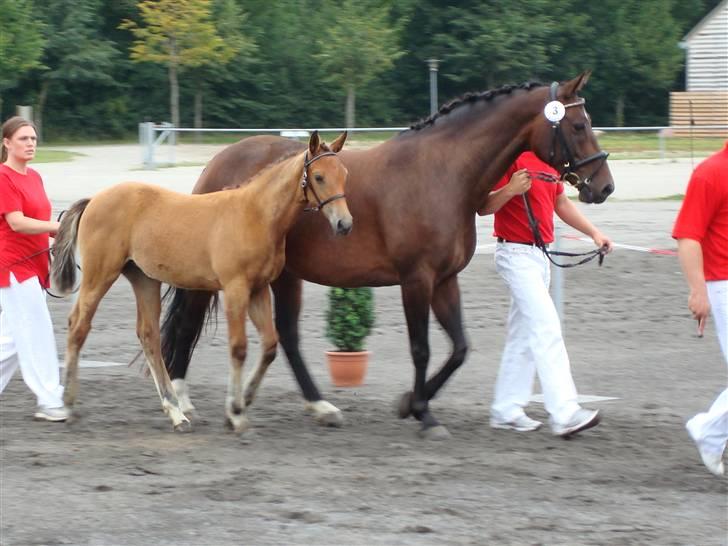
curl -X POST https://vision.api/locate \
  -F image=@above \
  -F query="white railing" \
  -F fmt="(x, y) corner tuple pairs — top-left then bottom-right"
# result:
(138, 122), (728, 169)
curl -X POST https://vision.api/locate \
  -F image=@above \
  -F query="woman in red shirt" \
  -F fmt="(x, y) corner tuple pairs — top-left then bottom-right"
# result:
(0, 116), (68, 421)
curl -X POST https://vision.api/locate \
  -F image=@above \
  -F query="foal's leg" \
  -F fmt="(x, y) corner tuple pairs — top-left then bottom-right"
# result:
(64, 274), (118, 408)
(222, 281), (251, 433)
(272, 270), (343, 426)
(398, 275), (450, 439)
(242, 286), (279, 408)
(125, 267), (189, 430)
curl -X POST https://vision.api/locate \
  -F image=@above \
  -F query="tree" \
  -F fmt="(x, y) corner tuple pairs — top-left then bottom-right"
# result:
(0, 0), (45, 117)
(315, 0), (405, 128)
(30, 0), (118, 139)
(120, 0), (237, 128)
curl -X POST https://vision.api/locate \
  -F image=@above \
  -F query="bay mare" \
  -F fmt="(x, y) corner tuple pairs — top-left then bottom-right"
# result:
(162, 72), (615, 438)
(51, 132), (351, 432)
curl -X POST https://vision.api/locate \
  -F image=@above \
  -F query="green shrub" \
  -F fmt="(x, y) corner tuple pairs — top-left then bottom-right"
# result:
(325, 287), (375, 352)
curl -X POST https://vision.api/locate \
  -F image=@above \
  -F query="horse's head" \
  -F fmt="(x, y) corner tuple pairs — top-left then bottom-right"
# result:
(302, 130), (352, 235)
(529, 71), (614, 204)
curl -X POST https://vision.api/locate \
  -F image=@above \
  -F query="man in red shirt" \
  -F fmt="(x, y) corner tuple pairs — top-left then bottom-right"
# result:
(672, 142), (728, 476)
(479, 151), (612, 437)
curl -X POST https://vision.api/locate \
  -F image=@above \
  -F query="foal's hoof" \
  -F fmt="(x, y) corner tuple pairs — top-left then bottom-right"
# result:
(417, 424), (451, 441)
(225, 414), (251, 435)
(397, 391), (414, 419)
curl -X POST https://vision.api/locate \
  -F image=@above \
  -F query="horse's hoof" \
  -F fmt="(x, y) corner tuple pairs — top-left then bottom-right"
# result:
(182, 408), (200, 422)
(417, 424), (451, 441)
(225, 414), (250, 434)
(173, 419), (192, 433)
(397, 391), (413, 419)
(304, 401), (344, 427)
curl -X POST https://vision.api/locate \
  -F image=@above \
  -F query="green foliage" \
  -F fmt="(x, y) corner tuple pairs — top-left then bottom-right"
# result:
(326, 288), (375, 352)
(0, 0), (45, 95)
(1, 0), (723, 136)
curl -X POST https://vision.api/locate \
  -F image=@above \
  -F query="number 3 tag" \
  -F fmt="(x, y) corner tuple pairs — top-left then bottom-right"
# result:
(544, 100), (565, 122)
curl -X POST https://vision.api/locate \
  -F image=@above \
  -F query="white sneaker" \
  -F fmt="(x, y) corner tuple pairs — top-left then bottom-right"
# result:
(686, 419), (725, 476)
(490, 413), (542, 432)
(34, 406), (71, 422)
(551, 408), (600, 437)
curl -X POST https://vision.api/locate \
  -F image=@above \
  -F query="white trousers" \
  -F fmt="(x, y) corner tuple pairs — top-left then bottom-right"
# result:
(491, 243), (580, 424)
(687, 280), (728, 455)
(0, 273), (64, 408)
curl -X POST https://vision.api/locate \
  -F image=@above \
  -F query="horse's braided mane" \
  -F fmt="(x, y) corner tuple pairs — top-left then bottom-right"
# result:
(405, 80), (544, 133)
(222, 142), (332, 191)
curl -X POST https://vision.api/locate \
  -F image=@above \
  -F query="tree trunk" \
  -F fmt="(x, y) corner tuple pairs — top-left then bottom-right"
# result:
(169, 62), (180, 129)
(194, 88), (203, 144)
(345, 85), (356, 129)
(36, 80), (49, 143)
(615, 95), (624, 128)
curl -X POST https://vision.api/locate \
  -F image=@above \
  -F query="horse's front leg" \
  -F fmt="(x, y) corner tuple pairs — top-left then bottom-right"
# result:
(223, 281), (251, 434)
(242, 286), (278, 407)
(398, 275), (451, 440)
(272, 270), (343, 426)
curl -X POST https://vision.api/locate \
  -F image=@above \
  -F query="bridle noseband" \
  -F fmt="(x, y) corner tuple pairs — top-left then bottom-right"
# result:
(301, 151), (346, 212)
(546, 81), (609, 192)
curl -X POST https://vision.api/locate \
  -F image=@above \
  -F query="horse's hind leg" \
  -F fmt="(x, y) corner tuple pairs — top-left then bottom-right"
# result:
(222, 281), (250, 433)
(272, 270), (343, 426)
(243, 286), (278, 408)
(125, 266), (188, 431)
(64, 274), (118, 408)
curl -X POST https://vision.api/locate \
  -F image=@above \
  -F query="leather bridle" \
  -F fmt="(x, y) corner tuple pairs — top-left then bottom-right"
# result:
(547, 81), (609, 192)
(301, 151), (346, 212)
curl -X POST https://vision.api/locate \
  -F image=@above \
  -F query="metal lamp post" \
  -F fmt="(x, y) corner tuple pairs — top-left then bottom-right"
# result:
(426, 59), (441, 115)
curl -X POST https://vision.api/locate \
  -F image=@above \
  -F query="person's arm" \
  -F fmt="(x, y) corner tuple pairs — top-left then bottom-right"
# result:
(677, 237), (710, 336)
(4, 211), (60, 235)
(553, 192), (613, 251)
(477, 169), (531, 216)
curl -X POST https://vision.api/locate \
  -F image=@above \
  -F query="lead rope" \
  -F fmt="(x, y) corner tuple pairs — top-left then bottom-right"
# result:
(521, 192), (606, 268)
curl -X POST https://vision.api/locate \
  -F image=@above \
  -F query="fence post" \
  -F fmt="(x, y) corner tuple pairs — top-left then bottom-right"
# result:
(139, 122), (155, 169)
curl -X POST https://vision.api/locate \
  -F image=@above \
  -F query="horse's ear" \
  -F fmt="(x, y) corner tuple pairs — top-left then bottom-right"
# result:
(308, 130), (320, 156)
(329, 131), (347, 153)
(563, 70), (592, 96)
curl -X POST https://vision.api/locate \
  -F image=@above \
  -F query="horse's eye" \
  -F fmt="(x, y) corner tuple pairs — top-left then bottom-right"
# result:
(315, 174), (324, 183)
(574, 122), (586, 131)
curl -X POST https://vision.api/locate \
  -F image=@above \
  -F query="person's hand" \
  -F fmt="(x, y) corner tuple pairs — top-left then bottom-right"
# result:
(49, 220), (61, 237)
(591, 230), (613, 253)
(506, 169), (532, 196)
(688, 286), (711, 337)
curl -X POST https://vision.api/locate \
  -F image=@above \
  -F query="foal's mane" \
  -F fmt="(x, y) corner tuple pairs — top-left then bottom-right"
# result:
(404, 80), (544, 133)
(222, 142), (335, 192)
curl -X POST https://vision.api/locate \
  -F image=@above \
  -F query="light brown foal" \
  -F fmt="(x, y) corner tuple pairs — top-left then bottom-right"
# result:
(51, 131), (351, 432)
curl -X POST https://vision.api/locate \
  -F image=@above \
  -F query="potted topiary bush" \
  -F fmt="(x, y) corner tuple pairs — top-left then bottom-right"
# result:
(325, 287), (374, 387)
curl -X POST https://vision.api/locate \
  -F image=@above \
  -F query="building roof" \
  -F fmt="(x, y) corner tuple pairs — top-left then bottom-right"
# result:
(683, 0), (728, 43)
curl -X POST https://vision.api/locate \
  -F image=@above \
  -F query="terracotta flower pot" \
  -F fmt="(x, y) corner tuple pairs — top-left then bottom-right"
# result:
(325, 350), (369, 387)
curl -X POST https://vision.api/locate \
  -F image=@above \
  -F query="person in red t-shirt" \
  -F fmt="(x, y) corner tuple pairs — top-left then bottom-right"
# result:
(672, 142), (728, 477)
(478, 151), (612, 437)
(0, 116), (69, 422)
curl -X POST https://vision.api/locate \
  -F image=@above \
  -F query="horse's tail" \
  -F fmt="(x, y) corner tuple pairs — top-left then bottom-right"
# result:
(161, 287), (219, 379)
(51, 198), (90, 295)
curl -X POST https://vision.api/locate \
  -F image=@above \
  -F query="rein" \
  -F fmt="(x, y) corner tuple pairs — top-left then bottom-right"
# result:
(546, 81), (609, 192)
(520, 189), (606, 269)
(301, 151), (345, 212)
(1, 209), (80, 298)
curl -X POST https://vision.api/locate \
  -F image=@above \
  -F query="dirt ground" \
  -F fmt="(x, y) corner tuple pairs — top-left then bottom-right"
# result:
(1, 201), (727, 546)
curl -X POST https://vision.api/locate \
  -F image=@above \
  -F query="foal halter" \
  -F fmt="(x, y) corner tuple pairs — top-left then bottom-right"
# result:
(301, 151), (346, 212)
(546, 81), (609, 192)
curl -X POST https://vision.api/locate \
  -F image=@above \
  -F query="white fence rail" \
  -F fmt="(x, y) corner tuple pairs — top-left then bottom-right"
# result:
(138, 122), (728, 169)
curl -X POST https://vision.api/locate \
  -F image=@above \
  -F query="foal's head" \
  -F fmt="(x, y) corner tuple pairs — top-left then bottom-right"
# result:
(529, 71), (615, 204)
(303, 131), (352, 236)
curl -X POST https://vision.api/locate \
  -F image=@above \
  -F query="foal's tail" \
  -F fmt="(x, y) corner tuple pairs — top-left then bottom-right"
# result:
(51, 198), (90, 295)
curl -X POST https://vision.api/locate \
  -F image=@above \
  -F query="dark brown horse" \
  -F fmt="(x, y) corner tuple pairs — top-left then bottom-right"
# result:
(162, 72), (614, 438)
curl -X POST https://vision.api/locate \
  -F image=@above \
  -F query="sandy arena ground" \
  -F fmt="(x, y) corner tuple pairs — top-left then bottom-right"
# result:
(1, 146), (727, 545)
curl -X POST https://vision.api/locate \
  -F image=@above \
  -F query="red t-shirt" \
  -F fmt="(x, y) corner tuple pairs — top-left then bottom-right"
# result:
(672, 143), (728, 281)
(0, 164), (52, 288)
(492, 152), (564, 243)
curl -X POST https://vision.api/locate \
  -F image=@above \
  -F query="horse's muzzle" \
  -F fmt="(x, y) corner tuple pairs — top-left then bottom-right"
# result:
(336, 218), (353, 236)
